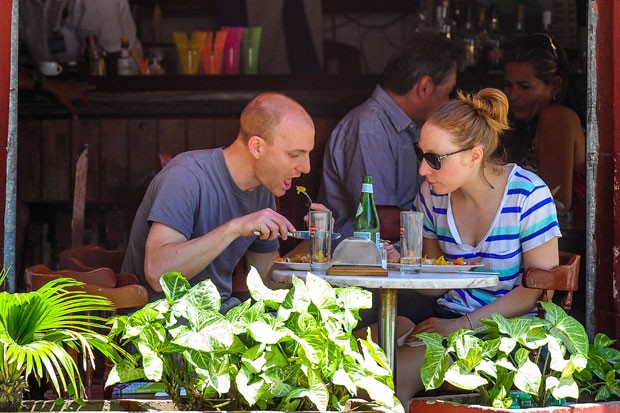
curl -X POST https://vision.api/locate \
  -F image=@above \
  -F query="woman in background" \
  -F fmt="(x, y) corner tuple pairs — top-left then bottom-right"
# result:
(502, 33), (586, 220)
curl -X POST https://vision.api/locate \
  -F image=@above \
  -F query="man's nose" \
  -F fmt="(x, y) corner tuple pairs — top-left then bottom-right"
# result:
(298, 155), (311, 174)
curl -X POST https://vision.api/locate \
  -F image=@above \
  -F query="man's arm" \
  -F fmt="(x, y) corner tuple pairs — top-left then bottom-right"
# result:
(18, 68), (95, 118)
(143, 208), (295, 292)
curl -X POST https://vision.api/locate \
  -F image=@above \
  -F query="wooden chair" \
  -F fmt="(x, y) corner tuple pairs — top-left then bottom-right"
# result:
(81, 283), (149, 398)
(59, 244), (125, 274)
(522, 251), (581, 318)
(25, 264), (118, 290)
(26, 264), (148, 400)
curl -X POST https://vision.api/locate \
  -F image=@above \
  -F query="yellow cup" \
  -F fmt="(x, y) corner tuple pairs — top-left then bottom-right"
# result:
(177, 47), (200, 75)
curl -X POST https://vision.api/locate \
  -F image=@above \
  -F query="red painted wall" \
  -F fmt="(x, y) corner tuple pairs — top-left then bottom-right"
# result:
(594, 0), (620, 337)
(0, 0), (13, 275)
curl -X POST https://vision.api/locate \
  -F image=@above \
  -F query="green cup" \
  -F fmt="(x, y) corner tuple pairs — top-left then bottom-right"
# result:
(241, 27), (262, 74)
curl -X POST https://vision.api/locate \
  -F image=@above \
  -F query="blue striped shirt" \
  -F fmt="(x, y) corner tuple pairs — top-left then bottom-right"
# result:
(416, 164), (561, 314)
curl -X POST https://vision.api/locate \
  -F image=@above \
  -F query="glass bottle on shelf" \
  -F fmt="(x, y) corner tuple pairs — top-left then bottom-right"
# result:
(515, 2), (526, 37)
(117, 34), (138, 76)
(484, 5), (505, 73)
(435, 0), (456, 40)
(541, 10), (553, 35)
(354, 175), (381, 248)
(413, 0), (433, 33)
(459, 3), (480, 71)
(86, 34), (106, 76)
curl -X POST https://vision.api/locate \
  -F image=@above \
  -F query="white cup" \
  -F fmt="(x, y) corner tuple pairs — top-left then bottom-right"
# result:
(400, 211), (424, 273)
(38, 61), (63, 76)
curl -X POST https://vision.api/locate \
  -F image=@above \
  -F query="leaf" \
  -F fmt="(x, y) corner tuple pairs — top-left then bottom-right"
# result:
(246, 267), (288, 308)
(418, 332), (451, 390)
(247, 315), (291, 345)
(137, 341), (163, 381)
(356, 376), (399, 408)
(541, 301), (589, 356)
(171, 312), (233, 350)
(513, 350), (542, 395)
(173, 278), (222, 320)
(547, 375), (580, 400)
(159, 272), (191, 303)
(444, 365), (488, 390)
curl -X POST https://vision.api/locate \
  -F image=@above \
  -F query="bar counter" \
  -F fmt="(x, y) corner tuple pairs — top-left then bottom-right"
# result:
(19, 74), (383, 119)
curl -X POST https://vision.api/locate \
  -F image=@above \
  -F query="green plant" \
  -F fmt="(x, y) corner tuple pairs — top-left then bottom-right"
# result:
(0, 270), (124, 411)
(106, 268), (403, 412)
(417, 301), (590, 408)
(574, 333), (620, 401)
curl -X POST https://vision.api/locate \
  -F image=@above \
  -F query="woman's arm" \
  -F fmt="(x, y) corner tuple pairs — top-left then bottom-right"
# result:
(536, 104), (585, 211)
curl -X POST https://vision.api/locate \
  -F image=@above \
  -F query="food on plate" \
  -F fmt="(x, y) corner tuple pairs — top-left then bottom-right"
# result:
(274, 253), (310, 263)
(389, 255), (479, 265)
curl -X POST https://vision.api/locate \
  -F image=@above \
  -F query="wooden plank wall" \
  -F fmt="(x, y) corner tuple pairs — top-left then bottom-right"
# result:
(17, 116), (339, 273)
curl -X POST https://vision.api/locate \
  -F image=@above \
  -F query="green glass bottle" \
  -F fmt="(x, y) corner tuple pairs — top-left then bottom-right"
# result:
(354, 175), (381, 247)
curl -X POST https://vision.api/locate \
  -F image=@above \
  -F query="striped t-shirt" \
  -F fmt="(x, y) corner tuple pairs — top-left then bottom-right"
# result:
(415, 164), (561, 314)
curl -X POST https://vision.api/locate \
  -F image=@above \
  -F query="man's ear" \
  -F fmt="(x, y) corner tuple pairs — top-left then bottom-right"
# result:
(248, 135), (263, 159)
(417, 75), (435, 97)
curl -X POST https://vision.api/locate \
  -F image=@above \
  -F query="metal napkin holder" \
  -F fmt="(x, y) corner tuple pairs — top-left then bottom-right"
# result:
(326, 237), (387, 276)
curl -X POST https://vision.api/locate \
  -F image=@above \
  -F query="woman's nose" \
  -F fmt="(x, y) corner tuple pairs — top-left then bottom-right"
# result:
(418, 159), (431, 177)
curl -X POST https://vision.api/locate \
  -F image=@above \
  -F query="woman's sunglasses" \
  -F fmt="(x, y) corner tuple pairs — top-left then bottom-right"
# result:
(414, 142), (471, 170)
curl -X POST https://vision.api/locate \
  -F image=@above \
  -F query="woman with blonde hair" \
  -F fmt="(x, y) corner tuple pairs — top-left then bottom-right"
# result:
(382, 88), (561, 402)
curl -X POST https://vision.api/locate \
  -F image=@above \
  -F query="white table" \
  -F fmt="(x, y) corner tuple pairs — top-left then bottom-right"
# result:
(271, 267), (500, 381)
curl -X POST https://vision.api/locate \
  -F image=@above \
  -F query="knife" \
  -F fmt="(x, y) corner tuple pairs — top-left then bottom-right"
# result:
(252, 230), (341, 240)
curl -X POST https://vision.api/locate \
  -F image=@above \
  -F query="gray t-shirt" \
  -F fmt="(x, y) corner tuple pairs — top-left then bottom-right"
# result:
(318, 85), (423, 242)
(122, 148), (278, 310)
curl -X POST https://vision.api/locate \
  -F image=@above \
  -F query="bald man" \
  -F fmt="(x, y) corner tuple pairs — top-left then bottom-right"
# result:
(122, 93), (315, 311)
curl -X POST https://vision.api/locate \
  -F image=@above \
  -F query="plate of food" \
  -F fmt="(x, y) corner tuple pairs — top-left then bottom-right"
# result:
(388, 256), (483, 273)
(273, 254), (311, 271)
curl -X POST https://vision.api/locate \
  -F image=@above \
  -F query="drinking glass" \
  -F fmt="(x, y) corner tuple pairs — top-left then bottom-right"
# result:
(309, 210), (332, 274)
(400, 211), (424, 273)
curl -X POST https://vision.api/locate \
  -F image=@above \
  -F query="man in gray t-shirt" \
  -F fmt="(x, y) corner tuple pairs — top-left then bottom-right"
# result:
(122, 93), (315, 312)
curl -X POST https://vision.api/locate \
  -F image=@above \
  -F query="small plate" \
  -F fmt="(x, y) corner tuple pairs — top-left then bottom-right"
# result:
(273, 260), (310, 271)
(388, 263), (484, 273)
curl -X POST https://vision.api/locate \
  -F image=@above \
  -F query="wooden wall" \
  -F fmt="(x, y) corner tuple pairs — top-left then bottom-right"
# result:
(17, 115), (339, 271)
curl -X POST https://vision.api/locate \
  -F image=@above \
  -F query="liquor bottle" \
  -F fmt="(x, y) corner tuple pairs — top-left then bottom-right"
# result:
(413, 0), (432, 33)
(515, 2), (526, 36)
(459, 3), (480, 71)
(87, 35), (106, 76)
(484, 5), (505, 73)
(435, 0), (456, 40)
(541, 10), (553, 35)
(117, 35), (138, 76)
(354, 175), (381, 248)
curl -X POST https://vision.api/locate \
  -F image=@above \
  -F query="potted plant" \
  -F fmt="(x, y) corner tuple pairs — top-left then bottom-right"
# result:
(106, 268), (403, 413)
(409, 301), (620, 412)
(0, 269), (124, 411)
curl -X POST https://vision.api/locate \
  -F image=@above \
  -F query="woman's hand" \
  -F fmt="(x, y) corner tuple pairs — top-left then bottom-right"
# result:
(406, 316), (468, 342)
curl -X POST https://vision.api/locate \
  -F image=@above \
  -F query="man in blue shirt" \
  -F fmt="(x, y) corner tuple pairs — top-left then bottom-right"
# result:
(319, 32), (464, 244)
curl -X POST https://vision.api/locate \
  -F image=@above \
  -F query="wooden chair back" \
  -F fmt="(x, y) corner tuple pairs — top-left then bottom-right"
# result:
(59, 244), (125, 273)
(72, 144), (89, 248)
(25, 264), (118, 291)
(522, 251), (580, 317)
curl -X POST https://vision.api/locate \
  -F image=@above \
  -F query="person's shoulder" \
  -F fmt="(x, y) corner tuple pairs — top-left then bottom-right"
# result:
(509, 165), (550, 191)
(538, 103), (581, 125)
